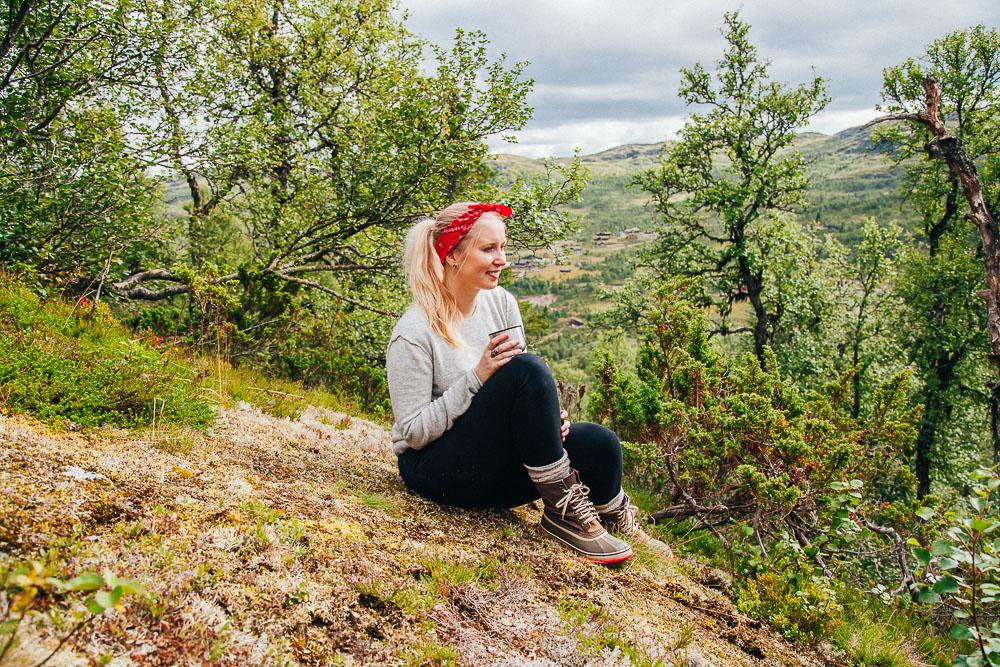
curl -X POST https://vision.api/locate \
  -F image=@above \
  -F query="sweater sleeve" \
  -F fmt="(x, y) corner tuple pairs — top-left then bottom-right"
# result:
(386, 335), (482, 450)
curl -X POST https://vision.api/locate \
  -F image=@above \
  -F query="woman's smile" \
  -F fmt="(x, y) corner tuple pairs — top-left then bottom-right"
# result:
(451, 216), (508, 291)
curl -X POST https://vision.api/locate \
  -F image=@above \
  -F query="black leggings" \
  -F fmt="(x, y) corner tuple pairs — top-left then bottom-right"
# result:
(397, 354), (623, 509)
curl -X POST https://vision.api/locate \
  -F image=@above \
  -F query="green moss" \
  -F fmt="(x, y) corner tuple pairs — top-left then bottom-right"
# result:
(402, 637), (459, 666)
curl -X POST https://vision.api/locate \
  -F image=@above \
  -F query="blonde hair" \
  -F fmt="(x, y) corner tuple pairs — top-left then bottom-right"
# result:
(402, 202), (504, 348)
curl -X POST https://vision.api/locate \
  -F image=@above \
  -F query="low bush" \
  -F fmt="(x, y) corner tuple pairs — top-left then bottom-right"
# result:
(590, 278), (965, 656)
(0, 278), (214, 428)
(736, 570), (841, 641)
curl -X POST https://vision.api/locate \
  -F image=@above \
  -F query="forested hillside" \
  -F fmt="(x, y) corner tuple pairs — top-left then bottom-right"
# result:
(494, 123), (912, 392)
(495, 124), (907, 243)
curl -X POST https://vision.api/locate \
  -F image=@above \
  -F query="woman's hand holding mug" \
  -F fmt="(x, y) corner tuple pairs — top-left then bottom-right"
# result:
(474, 333), (521, 384)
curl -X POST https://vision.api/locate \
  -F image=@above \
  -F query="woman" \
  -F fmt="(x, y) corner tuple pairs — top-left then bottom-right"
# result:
(386, 201), (668, 564)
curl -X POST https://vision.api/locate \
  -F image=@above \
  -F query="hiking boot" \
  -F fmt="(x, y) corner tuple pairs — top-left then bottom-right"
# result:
(535, 469), (632, 564)
(598, 492), (672, 558)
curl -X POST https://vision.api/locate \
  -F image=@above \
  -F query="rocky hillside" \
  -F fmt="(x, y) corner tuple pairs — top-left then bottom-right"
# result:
(0, 404), (843, 666)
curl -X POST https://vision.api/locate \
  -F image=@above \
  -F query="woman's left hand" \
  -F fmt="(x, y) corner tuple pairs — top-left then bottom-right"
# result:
(560, 409), (570, 442)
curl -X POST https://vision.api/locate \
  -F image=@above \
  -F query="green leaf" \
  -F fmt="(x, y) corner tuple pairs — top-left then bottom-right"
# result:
(0, 619), (18, 634)
(912, 546), (931, 566)
(65, 573), (104, 591)
(972, 518), (999, 533)
(951, 623), (977, 640)
(918, 589), (941, 604)
(971, 496), (987, 513)
(85, 596), (104, 615)
(939, 557), (959, 570)
(932, 540), (956, 556)
(113, 580), (145, 597)
(933, 576), (960, 595)
(916, 507), (935, 521)
(94, 588), (121, 611)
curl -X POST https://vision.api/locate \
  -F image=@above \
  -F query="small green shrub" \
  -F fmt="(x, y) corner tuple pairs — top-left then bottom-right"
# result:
(911, 467), (1000, 666)
(0, 561), (146, 664)
(0, 278), (214, 428)
(736, 570), (842, 641)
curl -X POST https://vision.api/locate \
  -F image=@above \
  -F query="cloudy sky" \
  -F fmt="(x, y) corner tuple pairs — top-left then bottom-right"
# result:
(402, 0), (997, 157)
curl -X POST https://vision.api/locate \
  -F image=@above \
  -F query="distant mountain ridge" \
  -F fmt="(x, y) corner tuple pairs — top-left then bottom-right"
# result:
(494, 123), (893, 164)
(491, 123), (909, 242)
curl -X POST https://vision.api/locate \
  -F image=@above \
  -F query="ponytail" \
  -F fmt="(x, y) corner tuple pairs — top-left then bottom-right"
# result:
(402, 210), (465, 348)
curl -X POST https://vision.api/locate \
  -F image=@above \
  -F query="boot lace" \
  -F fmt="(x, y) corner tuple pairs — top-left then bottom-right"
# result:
(614, 502), (639, 534)
(554, 483), (599, 525)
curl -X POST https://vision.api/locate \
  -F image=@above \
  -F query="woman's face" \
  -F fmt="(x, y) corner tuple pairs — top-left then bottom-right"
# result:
(449, 215), (507, 290)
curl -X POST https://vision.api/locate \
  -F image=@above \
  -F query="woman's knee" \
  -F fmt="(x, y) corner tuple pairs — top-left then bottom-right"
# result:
(565, 422), (622, 462)
(496, 352), (555, 388)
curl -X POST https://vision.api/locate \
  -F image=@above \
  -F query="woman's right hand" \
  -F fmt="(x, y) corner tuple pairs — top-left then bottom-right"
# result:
(474, 333), (522, 384)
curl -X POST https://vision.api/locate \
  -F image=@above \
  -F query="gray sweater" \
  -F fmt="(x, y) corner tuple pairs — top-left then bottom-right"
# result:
(386, 286), (524, 454)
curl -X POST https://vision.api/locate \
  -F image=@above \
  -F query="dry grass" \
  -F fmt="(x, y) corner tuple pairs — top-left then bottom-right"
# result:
(1, 405), (832, 665)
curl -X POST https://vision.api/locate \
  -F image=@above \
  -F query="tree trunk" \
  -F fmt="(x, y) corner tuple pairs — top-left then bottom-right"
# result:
(990, 381), (1000, 464)
(915, 352), (958, 497)
(869, 76), (1000, 464)
(738, 254), (770, 359)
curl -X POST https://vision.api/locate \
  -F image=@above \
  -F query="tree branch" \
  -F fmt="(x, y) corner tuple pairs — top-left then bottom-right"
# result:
(275, 273), (398, 317)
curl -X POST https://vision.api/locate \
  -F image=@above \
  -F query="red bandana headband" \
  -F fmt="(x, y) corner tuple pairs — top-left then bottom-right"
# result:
(434, 203), (512, 265)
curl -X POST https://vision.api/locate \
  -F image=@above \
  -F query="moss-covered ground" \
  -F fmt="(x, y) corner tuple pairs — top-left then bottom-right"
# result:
(0, 402), (844, 666)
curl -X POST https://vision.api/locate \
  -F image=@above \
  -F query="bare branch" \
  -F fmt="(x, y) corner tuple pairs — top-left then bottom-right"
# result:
(864, 520), (916, 597)
(861, 112), (925, 131)
(275, 273), (398, 317)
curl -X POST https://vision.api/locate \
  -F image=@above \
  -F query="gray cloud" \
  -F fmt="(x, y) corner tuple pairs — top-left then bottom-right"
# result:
(403, 0), (998, 156)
